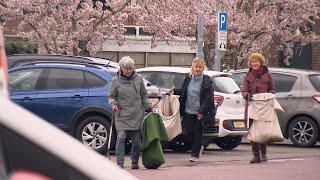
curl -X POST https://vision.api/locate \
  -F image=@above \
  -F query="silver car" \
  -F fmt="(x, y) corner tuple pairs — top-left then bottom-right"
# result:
(232, 67), (320, 147)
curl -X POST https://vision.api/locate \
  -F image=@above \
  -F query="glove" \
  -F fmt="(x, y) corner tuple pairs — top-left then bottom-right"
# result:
(270, 90), (275, 94)
(112, 105), (118, 111)
(245, 94), (252, 101)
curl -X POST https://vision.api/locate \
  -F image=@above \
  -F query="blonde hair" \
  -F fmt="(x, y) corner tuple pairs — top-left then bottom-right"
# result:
(190, 58), (205, 76)
(247, 53), (266, 67)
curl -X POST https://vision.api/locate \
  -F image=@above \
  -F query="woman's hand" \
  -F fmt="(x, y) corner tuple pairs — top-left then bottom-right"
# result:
(167, 88), (174, 95)
(197, 113), (203, 120)
(112, 105), (118, 111)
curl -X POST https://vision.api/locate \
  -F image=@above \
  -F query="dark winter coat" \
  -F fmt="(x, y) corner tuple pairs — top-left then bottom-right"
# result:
(175, 73), (213, 116)
(242, 66), (275, 99)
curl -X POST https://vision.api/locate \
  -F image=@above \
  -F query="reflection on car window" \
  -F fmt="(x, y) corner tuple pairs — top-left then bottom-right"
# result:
(212, 77), (240, 94)
(157, 73), (185, 89)
(43, 68), (85, 90)
(84, 72), (106, 88)
(139, 72), (152, 82)
(232, 73), (246, 89)
(9, 69), (42, 91)
(309, 74), (320, 92)
(272, 73), (297, 92)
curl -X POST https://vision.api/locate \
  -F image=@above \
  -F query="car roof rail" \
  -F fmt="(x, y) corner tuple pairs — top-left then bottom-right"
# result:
(20, 60), (115, 69)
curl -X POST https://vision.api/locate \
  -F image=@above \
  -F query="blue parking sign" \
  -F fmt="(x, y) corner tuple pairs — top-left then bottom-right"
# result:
(218, 12), (227, 32)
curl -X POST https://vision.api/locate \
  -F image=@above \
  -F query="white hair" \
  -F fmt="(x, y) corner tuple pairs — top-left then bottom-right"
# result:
(119, 56), (135, 69)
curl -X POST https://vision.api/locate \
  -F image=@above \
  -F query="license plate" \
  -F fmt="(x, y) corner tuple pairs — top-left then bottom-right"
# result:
(233, 121), (245, 128)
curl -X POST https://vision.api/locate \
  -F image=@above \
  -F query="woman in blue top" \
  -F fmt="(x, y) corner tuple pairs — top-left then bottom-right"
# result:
(171, 58), (213, 162)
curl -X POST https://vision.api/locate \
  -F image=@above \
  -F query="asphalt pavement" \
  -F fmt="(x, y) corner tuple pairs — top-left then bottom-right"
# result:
(129, 157), (320, 180)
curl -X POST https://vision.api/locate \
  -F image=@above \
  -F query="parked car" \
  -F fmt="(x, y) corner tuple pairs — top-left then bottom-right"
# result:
(136, 66), (247, 151)
(9, 63), (118, 155)
(232, 67), (320, 147)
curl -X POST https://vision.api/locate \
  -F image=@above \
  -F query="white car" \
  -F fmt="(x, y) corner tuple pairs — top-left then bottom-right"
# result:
(137, 66), (247, 151)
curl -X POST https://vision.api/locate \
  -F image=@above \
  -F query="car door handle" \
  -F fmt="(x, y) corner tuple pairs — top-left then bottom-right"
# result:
(286, 95), (295, 99)
(71, 95), (84, 99)
(19, 97), (33, 102)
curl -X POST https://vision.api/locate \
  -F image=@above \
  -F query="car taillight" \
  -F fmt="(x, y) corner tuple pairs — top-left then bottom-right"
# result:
(0, 29), (9, 98)
(313, 95), (320, 103)
(214, 95), (224, 107)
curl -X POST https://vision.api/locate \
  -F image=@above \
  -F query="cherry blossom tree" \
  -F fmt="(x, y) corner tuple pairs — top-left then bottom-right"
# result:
(220, 0), (320, 69)
(0, 0), (215, 56)
(1, 0), (319, 69)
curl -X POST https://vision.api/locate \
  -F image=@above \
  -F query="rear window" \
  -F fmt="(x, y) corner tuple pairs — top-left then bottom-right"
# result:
(212, 76), (240, 94)
(84, 72), (106, 88)
(43, 68), (85, 90)
(309, 74), (320, 92)
(272, 73), (297, 92)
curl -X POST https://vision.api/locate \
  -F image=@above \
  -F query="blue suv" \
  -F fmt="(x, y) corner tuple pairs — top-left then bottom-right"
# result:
(9, 63), (116, 154)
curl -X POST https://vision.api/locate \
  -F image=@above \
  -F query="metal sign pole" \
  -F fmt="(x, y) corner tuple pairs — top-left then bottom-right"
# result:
(213, 2), (221, 71)
(196, 0), (204, 60)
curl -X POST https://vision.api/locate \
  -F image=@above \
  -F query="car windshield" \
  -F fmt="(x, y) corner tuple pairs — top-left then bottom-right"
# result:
(212, 76), (241, 94)
(309, 74), (320, 92)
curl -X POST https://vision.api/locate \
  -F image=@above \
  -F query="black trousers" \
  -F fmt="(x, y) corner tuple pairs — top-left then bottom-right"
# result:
(183, 113), (203, 158)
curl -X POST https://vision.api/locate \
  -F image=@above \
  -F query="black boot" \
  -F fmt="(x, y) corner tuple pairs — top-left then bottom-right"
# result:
(250, 142), (261, 163)
(260, 144), (268, 162)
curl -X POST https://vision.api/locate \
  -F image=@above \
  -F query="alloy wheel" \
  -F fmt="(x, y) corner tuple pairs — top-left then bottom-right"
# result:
(81, 122), (108, 149)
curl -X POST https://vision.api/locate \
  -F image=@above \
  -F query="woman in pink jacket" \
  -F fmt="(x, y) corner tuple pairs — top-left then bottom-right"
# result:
(242, 53), (275, 163)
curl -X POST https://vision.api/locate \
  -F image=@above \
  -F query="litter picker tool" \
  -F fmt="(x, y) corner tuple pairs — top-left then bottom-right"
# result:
(106, 110), (115, 160)
(151, 88), (173, 109)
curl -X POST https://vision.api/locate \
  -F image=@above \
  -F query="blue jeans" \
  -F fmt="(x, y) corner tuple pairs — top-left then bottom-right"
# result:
(116, 130), (141, 166)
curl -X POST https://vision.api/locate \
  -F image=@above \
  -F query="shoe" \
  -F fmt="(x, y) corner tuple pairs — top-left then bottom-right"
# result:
(250, 154), (261, 164)
(189, 157), (199, 162)
(131, 164), (139, 169)
(261, 154), (268, 162)
(118, 164), (124, 169)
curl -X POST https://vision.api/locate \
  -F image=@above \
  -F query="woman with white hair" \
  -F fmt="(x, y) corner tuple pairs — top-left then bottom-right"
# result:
(108, 56), (153, 169)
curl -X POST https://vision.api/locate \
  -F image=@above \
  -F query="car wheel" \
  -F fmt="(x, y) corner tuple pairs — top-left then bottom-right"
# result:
(288, 117), (319, 147)
(76, 116), (116, 155)
(168, 140), (192, 152)
(215, 136), (242, 150)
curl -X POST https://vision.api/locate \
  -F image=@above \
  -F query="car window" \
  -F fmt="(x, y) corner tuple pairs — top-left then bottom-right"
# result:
(309, 74), (320, 92)
(272, 73), (297, 92)
(157, 72), (185, 89)
(212, 76), (240, 94)
(232, 72), (246, 89)
(84, 72), (107, 88)
(43, 68), (85, 90)
(139, 72), (152, 82)
(9, 68), (42, 91)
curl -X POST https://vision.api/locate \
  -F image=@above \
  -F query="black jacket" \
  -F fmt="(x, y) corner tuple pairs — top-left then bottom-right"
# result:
(175, 73), (214, 115)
